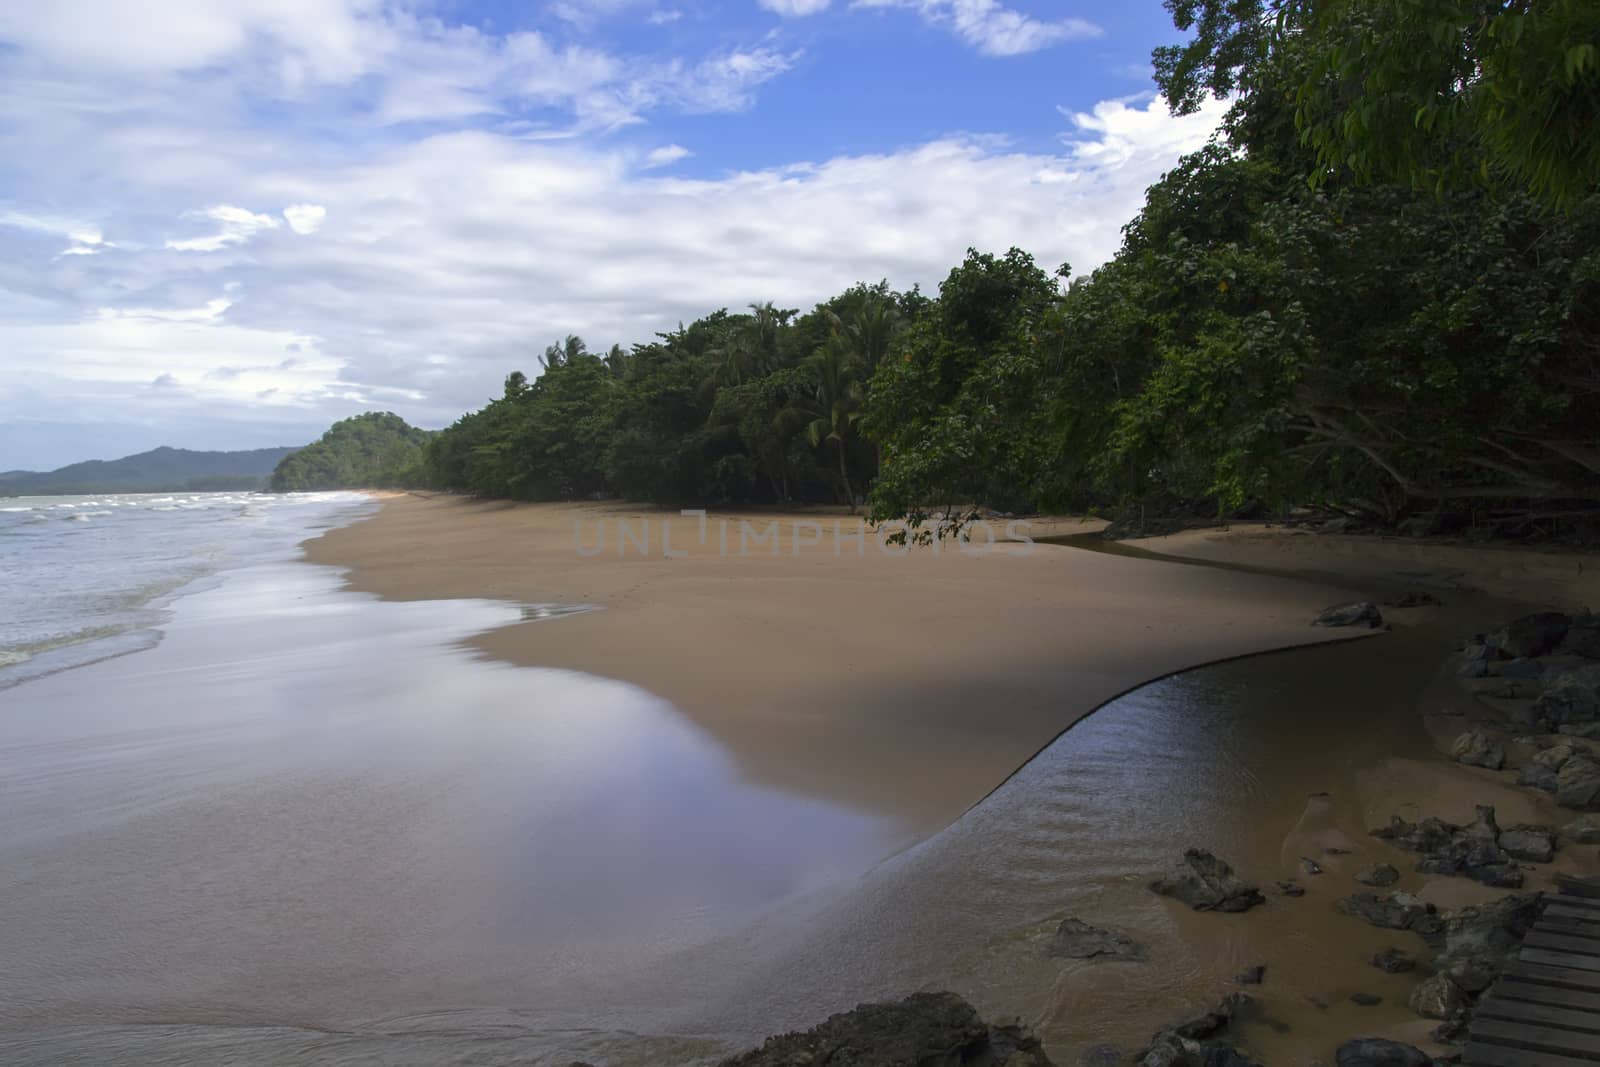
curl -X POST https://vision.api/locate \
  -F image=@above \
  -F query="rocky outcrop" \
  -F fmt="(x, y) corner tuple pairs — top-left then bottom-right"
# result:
(1537, 666), (1600, 734)
(1316, 602), (1384, 628)
(1335, 1039), (1432, 1067)
(1488, 612), (1572, 659)
(1451, 729), (1505, 769)
(1498, 827), (1557, 863)
(1562, 814), (1600, 843)
(1135, 993), (1261, 1067)
(722, 991), (1053, 1066)
(1371, 806), (1526, 887)
(1050, 919), (1148, 962)
(1149, 850), (1264, 912)
(1432, 894), (1542, 994)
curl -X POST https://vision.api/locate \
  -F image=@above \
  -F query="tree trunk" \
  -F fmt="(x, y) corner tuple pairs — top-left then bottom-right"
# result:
(836, 440), (856, 515)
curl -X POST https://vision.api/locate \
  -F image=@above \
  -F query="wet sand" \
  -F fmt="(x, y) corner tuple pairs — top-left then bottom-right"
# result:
(305, 496), (1377, 831)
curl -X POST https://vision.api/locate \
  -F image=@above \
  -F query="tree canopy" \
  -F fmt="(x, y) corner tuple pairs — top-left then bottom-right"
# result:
(269, 412), (431, 491)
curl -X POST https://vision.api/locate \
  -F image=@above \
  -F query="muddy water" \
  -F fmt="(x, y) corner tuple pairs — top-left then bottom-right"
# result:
(1, 539), (1582, 1065)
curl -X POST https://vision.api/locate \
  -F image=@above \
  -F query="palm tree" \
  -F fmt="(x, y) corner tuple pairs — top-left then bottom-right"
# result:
(782, 338), (863, 513)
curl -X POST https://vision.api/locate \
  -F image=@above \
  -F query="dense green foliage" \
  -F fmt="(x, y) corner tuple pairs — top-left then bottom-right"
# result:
(269, 413), (430, 491)
(321, 0), (1597, 536)
(0, 446), (297, 496)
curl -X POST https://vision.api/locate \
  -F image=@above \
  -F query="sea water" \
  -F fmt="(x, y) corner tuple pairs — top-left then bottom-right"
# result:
(0, 491), (375, 689)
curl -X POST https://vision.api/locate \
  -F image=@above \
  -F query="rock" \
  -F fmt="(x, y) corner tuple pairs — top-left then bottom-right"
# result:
(1275, 880), (1305, 897)
(1433, 1009), (1472, 1045)
(1349, 992), (1382, 1007)
(1370, 947), (1417, 974)
(1408, 973), (1466, 1019)
(1338, 892), (1445, 946)
(1489, 612), (1572, 659)
(1562, 623), (1600, 659)
(1301, 856), (1323, 876)
(1498, 827), (1557, 863)
(1434, 894), (1542, 993)
(1050, 919), (1148, 962)
(1372, 815), (1458, 853)
(1563, 814), (1600, 843)
(1149, 850), (1265, 913)
(1537, 667), (1600, 731)
(1387, 591), (1441, 608)
(1316, 602), (1384, 628)
(1451, 729), (1505, 770)
(1535, 744), (1576, 770)
(1079, 1045), (1121, 1067)
(1235, 965), (1266, 985)
(1335, 1038), (1432, 1067)
(1355, 864), (1400, 887)
(1520, 762), (1561, 791)
(1135, 994), (1261, 1067)
(1557, 754), (1600, 810)
(1325, 846), (1354, 855)
(722, 991), (1054, 1067)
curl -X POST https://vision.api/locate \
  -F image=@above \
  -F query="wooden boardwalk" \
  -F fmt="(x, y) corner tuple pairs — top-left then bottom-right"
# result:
(1466, 892), (1600, 1065)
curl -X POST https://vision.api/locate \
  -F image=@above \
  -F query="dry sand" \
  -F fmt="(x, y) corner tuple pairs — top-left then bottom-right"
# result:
(307, 496), (1385, 830)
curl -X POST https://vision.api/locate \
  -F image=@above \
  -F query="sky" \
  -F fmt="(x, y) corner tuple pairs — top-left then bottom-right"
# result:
(0, 0), (1226, 471)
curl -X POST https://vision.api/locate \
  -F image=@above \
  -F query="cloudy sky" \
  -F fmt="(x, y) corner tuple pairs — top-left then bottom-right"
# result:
(0, 0), (1224, 471)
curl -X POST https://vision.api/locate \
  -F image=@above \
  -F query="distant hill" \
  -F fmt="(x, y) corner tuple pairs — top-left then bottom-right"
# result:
(0, 446), (301, 495)
(270, 412), (430, 491)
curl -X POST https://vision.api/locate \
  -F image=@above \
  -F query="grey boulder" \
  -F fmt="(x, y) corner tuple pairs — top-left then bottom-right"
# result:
(1149, 850), (1265, 912)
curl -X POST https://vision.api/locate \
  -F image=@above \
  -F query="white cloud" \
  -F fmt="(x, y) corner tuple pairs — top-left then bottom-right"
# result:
(165, 205), (280, 252)
(283, 204), (327, 235)
(760, 0), (834, 15)
(644, 144), (693, 168)
(854, 0), (1100, 56)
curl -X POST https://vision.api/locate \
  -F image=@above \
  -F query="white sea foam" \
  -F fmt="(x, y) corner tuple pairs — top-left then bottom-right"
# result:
(0, 649), (30, 667)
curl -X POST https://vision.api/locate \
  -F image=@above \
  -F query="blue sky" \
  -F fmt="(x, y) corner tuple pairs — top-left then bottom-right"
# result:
(0, 0), (1223, 470)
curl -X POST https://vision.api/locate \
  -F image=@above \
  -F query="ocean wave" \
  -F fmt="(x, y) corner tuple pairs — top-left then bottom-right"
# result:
(0, 506), (34, 513)
(0, 649), (31, 668)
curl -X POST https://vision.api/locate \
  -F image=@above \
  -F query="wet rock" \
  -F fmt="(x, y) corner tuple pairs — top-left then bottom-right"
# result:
(1450, 729), (1505, 770)
(1325, 846), (1354, 855)
(1355, 864), (1400, 887)
(1136, 994), (1261, 1067)
(1434, 894), (1542, 993)
(1520, 747), (1566, 790)
(1538, 667), (1600, 732)
(1349, 993), (1382, 1007)
(1489, 612), (1571, 659)
(1337, 892), (1445, 946)
(1433, 1008), (1472, 1045)
(1408, 973), (1466, 1019)
(1050, 919), (1148, 962)
(1562, 814), (1600, 843)
(1316, 602), (1384, 628)
(1149, 850), (1265, 912)
(1235, 965), (1266, 985)
(1535, 743), (1576, 770)
(1370, 947), (1417, 974)
(1301, 856), (1324, 876)
(721, 991), (1054, 1067)
(1498, 827), (1557, 863)
(1388, 591), (1441, 608)
(1335, 1039), (1432, 1067)
(1379, 807), (1522, 887)
(1557, 754), (1600, 810)
(1500, 658), (1543, 680)
(1275, 880), (1305, 897)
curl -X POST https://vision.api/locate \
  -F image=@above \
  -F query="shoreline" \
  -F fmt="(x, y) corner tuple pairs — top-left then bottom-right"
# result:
(303, 494), (1379, 831)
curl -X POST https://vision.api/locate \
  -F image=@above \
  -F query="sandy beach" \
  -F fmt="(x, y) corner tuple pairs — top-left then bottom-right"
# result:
(306, 495), (1390, 830)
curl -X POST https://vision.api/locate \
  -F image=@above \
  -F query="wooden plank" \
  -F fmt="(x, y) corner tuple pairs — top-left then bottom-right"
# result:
(1550, 894), (1600, 912)
(1496, 979), (1600, 1012)
(1545, 905), (1600, 925)
(1465, 1040), (1600, 1067)
(1471, 1016), (1600, 1057)
(1542, 916), (1600, 936)
(1476, 997), (1600, 1035)
(1528, 932), (1600, 956)
(1504, 961), (1600, 992)
(1523, 948), (1600, 974)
